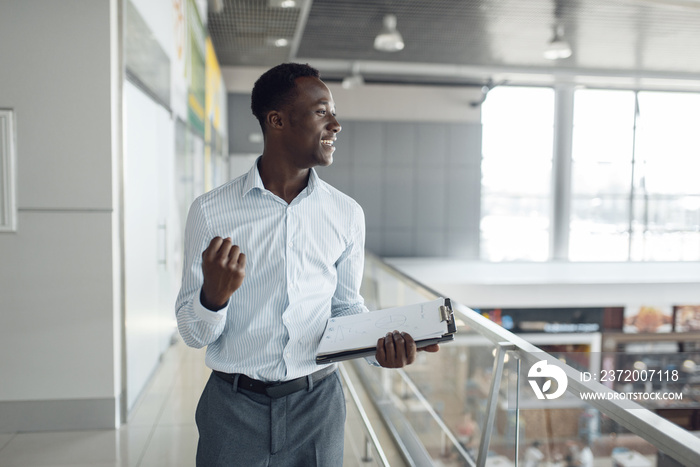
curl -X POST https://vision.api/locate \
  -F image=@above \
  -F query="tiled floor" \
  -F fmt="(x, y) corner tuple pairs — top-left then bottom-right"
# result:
(0, 340), (389, 467)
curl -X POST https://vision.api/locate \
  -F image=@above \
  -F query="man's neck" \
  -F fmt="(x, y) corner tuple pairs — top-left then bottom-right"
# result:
(258, 154), (310, 204)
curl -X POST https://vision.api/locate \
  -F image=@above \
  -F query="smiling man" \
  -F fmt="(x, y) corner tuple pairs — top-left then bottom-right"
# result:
(175, 63), (437, 466)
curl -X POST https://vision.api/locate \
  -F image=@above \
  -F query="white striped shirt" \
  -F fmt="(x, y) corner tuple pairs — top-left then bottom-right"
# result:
(175, 158), (368, 381)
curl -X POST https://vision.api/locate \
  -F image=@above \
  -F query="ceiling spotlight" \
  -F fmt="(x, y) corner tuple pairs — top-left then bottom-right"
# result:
(342, 74), (364, 89)
(374, 14), (405, 52)
(342, 62), (365, 89)
(544, 25), (572, 60)
(268, 0), (297, 8)
(266, 37), (289, 47)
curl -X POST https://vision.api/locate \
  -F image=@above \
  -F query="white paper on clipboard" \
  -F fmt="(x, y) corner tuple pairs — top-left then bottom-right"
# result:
(316, 298), (448, 358)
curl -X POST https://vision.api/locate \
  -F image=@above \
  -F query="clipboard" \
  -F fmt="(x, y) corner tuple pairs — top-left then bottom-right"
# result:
(315, 298), (456, 364)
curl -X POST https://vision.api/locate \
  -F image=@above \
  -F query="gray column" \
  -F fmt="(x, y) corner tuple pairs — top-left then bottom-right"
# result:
(550, 84), (575, 260)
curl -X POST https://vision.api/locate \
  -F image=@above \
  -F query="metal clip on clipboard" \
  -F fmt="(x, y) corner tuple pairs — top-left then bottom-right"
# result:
(433, 298), (457, 343)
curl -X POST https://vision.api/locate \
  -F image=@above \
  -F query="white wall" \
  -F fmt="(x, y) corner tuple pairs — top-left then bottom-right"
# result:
(123, 0), (193, 412)
(0, 0), (119, 431)
(0, 0), (189, 432)
(123, 81), (179, 411)
(222, 66), (483, 123)
(130, 0), (173, 55)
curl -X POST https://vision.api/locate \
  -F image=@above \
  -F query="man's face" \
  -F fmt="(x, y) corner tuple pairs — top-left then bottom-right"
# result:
(282, 76), (341, 168)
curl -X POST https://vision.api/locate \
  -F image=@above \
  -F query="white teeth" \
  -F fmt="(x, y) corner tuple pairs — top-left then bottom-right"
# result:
(321, 140), (334, 145)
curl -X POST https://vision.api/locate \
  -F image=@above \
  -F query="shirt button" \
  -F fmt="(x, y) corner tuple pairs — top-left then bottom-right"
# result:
(288, 241), (293, 247)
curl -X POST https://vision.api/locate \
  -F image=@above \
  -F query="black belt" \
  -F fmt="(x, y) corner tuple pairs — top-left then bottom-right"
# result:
(213, 365), (337, 398)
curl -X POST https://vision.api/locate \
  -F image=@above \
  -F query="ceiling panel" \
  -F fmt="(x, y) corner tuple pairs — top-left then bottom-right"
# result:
(207, 0), (700, 85)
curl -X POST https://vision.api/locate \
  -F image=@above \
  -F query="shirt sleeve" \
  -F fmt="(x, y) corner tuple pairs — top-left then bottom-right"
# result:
(175, 197), (228, 348)
(331, 202), (370, 318)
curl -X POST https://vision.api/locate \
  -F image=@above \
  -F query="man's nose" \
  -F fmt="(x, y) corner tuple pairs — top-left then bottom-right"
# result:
(329, 116), (341, 133)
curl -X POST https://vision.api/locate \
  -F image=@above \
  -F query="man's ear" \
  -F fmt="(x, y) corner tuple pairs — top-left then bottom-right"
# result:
(266, 110), (284, 131)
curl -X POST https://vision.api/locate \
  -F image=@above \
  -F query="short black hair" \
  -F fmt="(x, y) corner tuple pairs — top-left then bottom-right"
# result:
(251, 62), (321, 132)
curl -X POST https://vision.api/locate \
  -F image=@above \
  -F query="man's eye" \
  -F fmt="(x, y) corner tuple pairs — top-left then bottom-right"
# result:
(317, 110), (326, 115)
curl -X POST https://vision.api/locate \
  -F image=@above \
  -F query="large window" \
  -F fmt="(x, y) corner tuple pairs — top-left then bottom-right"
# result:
(570, 90), (635, 261)
(571, 90), (700, 261)
(631, 92), (700, 260)
(482, 86), (700, 262)
(481, 87), (555, 261)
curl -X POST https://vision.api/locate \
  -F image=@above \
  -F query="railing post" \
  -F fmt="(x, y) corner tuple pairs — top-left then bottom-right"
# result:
(514, 355), (521, 467)
(361, 436), (373, 463)
(382, 367), (392, 397)
(400, 375), (409, 399)
(476, 342), (515, 467)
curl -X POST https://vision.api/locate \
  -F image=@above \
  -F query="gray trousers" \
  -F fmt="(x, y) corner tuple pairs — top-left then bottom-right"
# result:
(195, 370), (346, 466)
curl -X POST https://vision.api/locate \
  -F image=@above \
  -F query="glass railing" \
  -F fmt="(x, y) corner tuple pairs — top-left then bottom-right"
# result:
(355, 252), (700, 467)
(340, 362), (391, 466)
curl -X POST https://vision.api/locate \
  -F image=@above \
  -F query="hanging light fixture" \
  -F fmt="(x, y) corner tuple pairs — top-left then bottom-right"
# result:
(374, 14), (405, 52)
(341, 74), (365, 89)
(342, 62), (365, 89)
(544, 24), (572, 60)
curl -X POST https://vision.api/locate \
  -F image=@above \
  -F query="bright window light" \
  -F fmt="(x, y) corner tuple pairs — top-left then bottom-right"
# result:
(571, 89), (700, 261)
(481, 87), (555, 261)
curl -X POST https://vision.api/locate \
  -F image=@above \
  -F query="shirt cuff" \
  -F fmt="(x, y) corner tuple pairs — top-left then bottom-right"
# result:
(193, 286), (228, 325)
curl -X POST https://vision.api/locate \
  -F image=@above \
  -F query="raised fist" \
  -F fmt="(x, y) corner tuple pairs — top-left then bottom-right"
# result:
(200, 237), (246, 310)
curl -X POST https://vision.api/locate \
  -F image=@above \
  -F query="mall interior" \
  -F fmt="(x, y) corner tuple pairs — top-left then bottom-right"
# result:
(1, 0), (700, 466)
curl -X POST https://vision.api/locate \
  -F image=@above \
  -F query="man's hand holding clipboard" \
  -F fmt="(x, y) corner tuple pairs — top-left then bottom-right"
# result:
(376, 330), (441, 368)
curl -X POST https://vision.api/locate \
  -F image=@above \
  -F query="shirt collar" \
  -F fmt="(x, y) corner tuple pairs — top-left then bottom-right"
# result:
(307, 166), (323, 194)
(242, 156), (329, 198)
(242, 156), (265, 197)
(301, 168), (331, 196)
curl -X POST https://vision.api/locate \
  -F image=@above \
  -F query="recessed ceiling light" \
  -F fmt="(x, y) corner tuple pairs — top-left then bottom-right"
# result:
(265, 36), (290, 47)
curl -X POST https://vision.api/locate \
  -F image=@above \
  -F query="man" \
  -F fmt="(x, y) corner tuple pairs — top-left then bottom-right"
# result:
(175, 63), (439, 466)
